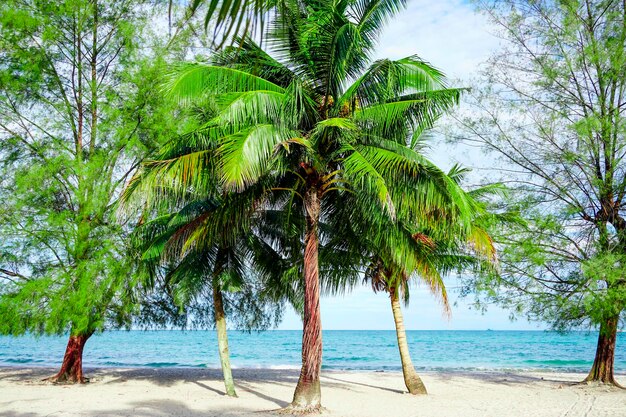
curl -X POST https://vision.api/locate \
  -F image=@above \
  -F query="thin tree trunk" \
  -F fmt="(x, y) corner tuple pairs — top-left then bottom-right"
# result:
(213, 282), (237, 397)
(390, 290), (427, 394)
(45, 332), (91, 384)
(584, 314), (621, 386)
(89, 0), (98, 156)
(75, 16), (83, 156)
(287, 186), (323, 413)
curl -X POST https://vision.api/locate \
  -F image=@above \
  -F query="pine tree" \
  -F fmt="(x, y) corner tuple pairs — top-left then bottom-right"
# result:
(0, 0), (184, 383)
(459, 0), (626, 386)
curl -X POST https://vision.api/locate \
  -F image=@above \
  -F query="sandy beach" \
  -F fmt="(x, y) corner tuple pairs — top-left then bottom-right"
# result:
(0, 367), (624, 417)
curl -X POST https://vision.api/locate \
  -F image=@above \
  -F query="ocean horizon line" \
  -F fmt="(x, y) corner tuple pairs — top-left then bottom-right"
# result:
(105, 328), (591, 332)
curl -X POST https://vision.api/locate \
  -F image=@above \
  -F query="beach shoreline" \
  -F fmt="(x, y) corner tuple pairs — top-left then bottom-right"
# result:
(1, 366), (624, 416)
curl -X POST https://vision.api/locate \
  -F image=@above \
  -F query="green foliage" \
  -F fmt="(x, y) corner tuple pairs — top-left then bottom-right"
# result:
(130, 196), (286, 331)
(0, 0), (185, 337)
(121, 0), (489, 332)
(457, 0), (626, 331)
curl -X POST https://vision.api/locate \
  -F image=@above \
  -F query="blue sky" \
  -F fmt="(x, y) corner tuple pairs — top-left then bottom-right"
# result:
(278, 0), (544, 331)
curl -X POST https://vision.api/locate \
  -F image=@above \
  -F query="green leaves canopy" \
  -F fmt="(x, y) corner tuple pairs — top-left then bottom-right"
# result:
(123, 0), (489, 321)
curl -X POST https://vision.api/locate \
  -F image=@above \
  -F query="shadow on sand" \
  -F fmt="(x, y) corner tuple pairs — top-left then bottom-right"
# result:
(426, 370), (585, 387)
(0, 366), (414, 416)
(0, 399), (269, 417)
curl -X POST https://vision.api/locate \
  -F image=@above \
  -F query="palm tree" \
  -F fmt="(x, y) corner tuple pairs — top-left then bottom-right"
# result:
(141, 0), (477, 411)
(126, 173), (285, 397)
(371, 167), (497, 394)
(322, 162), (497, 394)
(365, 223), (495, 394)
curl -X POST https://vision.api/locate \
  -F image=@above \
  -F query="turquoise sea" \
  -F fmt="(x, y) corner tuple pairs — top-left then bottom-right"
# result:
(0, 330), (624, 372)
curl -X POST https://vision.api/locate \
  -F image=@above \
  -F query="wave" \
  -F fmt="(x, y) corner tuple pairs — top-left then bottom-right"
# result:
(2, 358), (38, 364)
(523, 359), (589, 364)
(143, 362), (180, 367)
(231, 364), (300, 370)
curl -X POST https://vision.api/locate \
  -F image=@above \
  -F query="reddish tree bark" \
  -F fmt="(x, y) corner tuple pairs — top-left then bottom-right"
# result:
(584, 315), (621, 386)
(288, 185), (323, 413)
(45, 333), (92, 384)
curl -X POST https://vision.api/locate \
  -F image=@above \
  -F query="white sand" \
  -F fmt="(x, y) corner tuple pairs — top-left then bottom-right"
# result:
(1, 367), (624, 417)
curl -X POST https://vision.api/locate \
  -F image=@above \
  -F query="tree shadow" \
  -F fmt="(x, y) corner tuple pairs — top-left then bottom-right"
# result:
(0, 367), (53, 383)
(322, 374), (405, 394)
(235, 380), (290, 408)
(428, 371), (584, 387)
(0, 399), (274, 417)
(0, 413), (40, 417)
(126, 399), (266, 417)
(191, 380), (226, 396)
(96, 367), (304, 388)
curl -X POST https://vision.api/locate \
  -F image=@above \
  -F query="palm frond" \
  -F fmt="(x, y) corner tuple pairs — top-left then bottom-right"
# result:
(337, 56), (455, 111)
(167, 63), (285, 104)
(340, 143), (395, 218)
(218, 124), (296, 190)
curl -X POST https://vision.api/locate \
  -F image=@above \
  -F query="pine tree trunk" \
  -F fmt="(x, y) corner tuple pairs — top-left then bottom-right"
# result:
(390, 290), (427, 394)
(45, 333), (91, 384)
(213, 282), (237, 397)
(584, 314), (621, 386)
(287, 186), (323, 413)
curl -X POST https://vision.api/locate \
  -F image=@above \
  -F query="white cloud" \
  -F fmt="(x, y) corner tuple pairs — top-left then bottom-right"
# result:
(373, 0), (501, 80)
(373, 0), (502, 176)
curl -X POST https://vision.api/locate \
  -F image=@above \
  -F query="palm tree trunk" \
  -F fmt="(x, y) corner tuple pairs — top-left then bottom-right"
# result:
(45, 331), (92, 384)
(288, 186), (323, 413)
(584, 314), (621, 386)
(213, 278), (237, 397)
(389, 290), (427, 394)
